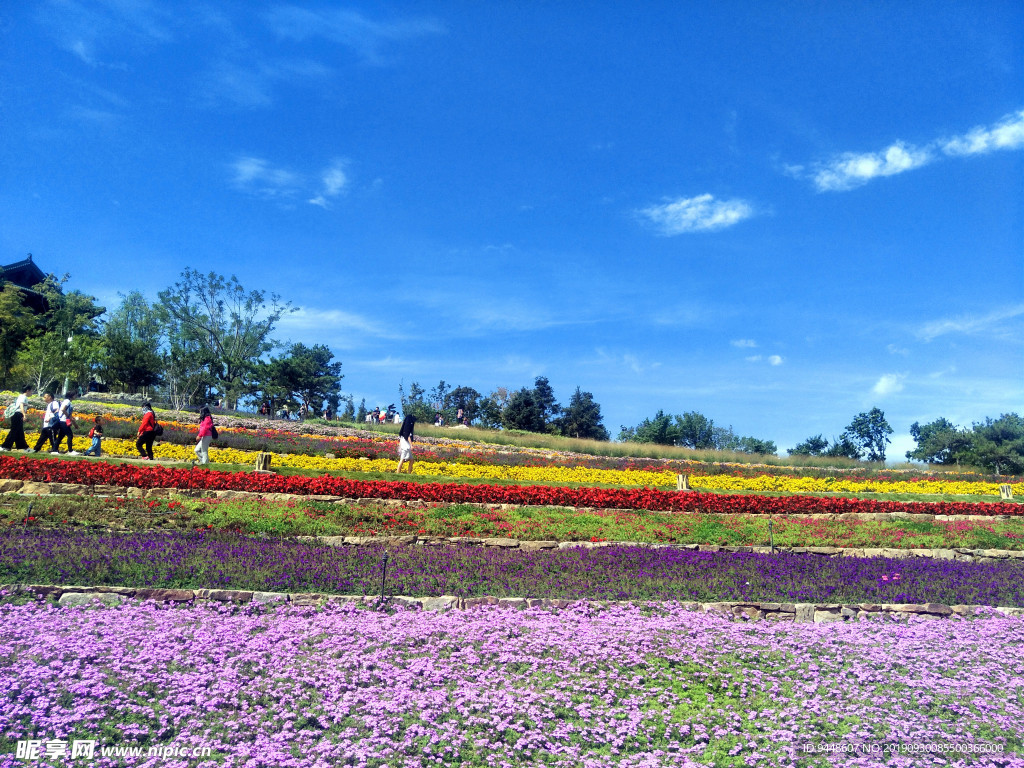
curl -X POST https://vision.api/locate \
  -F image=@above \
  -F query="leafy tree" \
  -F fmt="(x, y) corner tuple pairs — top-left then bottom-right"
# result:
(157, 269), (293, 408)
(102, 292), (163, 393)
(341, 395), (355, 421)
(0, 283), (35, 386)
(736, 436), (777, 455)
(906, 418), (973, 465)
(261, 343), (343, 413)
(841, 408), (893, 462)
(356, 398), (367, 423)
(620, 410), (678, 445)
(789, 434), (830, 456)
(558, 387), (609, 440)
(477, 387), (511, 429)
(502, 387), (546, 432)
(675, 411), (716, 449)
(13, 275), (105, 394)
(968, 413), (1024, 476)
(446, 385), (482, 424)
(399, 381), (434, 423)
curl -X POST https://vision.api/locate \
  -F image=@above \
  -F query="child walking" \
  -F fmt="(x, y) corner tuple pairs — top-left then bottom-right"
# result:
(83, 416), (104, 456)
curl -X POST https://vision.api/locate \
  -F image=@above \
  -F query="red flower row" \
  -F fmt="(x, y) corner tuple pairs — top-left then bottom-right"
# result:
(0, 456), (1016, 517)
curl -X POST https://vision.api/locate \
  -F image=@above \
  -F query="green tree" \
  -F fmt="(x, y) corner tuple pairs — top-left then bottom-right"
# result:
(0, 283), (35, 386)
(399, 381), (434, 423)
(736, 436), (777, 455)
(502, 387), (546, 432)
(968, 413), (1024, 475)
(356, 398), (367, 423)
(157, 269), (293, 408)
(102, 292), (163, 393)
(261, 343), (343, 413)
(620, 410), (678, 445)
(446, 385), (482, 424)
(841, 408), (893, 462)
(675, 411), (715, 449)
(906, 418), (973, 465)
(558, 387), (609, 440)
(788, 434), (830, 456)
(13, 275), (105, 394)
(531, 376), (561, 430)
(341, 395), (355, 421)
(477, 387), (510, 429)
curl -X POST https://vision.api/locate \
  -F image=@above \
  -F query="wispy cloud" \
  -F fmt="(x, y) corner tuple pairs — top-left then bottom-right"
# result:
(42, 0), (173, 67)
(639, 194), (754, 235)
(745, 354), (784, 366)
(806, 108), (1024, 192)
(229, 156), (303, 200)
(277, 307), (400, 348)
(309, 160), (348, 207)
(872, 373), (906, 396)
(263, 5), (444, 64)
(813, 143), (932, 192)
(230, 155), (353, 208)
(595, 348), (662, 376)
(916, 304), (1024, 342)
(768, 355), (784, 366)
(731, 339), (757, 348)
(941, 109), (1024, 156)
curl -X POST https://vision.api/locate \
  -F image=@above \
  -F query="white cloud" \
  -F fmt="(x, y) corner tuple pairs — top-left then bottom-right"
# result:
(731, 339), (757, 348)
(230, 156), (302, 199)
(745, 354), (783, 365)
(941, 109), (1024, 156)
(745, 355), (762, 363)
(813, 142), (932, 192)
(916, 304), (1024, 342)
(872, 373), (906, 396)
(768, 355), (784, 366)
(639, 194), (754, 235)
(309, 161), (349, 207)
(803, 107), (1024, 192)
(263, 6), (444, 64)
(887, 344), (909, 356)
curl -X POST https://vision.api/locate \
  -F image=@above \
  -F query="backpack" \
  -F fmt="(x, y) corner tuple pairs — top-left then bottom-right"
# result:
(210, 425), (219, 440)
(2, 401), (17, 421)
(59, 400), (73, 425)
(154, 422), (164, 437)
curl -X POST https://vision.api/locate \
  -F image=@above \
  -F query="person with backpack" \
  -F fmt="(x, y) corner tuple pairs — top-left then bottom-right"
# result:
(194, 406), (216, 465)
(53, 392), (79, 455)
(83, 416), (104, 457)
(31, 393), (60, 453)
(136, 402), (157, 460)
(1, 385), (33, 452)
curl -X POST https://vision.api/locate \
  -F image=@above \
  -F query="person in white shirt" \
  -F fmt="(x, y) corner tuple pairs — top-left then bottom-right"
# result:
(1, 385), (33, 451)
(31, 393), (60, 453)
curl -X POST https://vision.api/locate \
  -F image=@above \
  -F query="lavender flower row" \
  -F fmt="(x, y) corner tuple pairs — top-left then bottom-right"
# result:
(3, 529), (1023, 606)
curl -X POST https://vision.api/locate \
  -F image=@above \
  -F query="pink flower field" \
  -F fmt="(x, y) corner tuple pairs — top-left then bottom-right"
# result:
(1, 598), (1022, 767)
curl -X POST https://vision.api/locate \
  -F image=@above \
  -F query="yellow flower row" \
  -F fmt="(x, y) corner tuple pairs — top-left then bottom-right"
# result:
(36, 434), (1018, 498)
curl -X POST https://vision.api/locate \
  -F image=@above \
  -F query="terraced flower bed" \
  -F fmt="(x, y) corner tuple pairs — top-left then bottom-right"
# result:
(0, 456), (1017, 516)
(1, 597), (1020, 767)
(4, 529), (1024, 605)
(6, 496), (1024, 550)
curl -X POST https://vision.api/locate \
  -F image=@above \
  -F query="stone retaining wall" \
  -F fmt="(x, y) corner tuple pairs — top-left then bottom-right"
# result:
(4, 583), (1022, 623)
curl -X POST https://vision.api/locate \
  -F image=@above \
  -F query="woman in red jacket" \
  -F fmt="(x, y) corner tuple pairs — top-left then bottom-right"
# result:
(194, 406), (214, 465)
(136, 402), (157, 460)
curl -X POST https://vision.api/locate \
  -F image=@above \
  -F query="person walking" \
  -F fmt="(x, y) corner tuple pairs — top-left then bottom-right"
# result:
(31, 393), (60, 453)
(136, 402), (157, 460)
(54, 392), (79, 455)
(395, 414), (416, 473)
(1, 385), (33, 451)
(195, 406), (214, 465)
(83, 416), (104, 457)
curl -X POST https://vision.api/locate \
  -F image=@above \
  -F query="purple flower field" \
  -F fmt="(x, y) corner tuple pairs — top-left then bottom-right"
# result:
(3, 529), (1024, 606)
(1, 599), (1022, 767)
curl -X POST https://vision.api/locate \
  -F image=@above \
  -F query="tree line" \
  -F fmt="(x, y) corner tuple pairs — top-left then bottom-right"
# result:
(0, 268), (343, 415)
(2, 266), (1020, 473)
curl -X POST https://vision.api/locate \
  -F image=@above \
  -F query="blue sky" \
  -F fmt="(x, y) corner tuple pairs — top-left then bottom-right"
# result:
(2, 1), (1022, 459)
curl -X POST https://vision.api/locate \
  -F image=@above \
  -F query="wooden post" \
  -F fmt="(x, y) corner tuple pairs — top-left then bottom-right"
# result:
(1000, 484), (1013, 500)
(255, 452), (272, 472)
(676, 474), (691, 491)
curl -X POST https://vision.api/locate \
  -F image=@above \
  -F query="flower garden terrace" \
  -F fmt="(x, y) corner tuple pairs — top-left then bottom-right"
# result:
(0, 456), (1021, 518)
(3, 417), (1022, 502)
